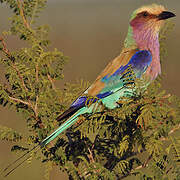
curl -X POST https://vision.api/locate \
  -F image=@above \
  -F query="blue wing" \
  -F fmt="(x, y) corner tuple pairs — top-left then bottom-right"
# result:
(68, 50), (152, 110)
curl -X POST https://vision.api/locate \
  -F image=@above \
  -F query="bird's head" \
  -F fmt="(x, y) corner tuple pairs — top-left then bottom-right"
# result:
(130, 4), (175, 33)
(124, 4), (175, 80)
(125, 4), (176, 49)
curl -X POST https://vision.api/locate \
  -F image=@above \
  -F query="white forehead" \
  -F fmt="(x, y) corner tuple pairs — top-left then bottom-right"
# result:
(136, 4), (166, 15)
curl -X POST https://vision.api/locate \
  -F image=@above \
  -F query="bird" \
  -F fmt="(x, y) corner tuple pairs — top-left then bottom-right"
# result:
(3, 4), (175, 177)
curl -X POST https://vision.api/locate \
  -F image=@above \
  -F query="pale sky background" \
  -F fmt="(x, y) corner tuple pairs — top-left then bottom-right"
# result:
(0, 0), (179, 179)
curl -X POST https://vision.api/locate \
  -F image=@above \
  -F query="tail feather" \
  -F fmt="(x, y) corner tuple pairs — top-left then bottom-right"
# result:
(41, 109), (83, 146)
(4, 155), (31, 177)
(2, 144), (40, 177)
(2, 108), (84, 177)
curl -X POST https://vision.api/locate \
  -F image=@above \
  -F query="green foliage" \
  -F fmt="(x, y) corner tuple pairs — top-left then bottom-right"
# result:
(0, 125), (22, 142)
(0, 1), (180, 180)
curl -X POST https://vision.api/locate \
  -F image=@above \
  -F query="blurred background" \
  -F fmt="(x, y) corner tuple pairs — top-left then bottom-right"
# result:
(0, 0), (179, 179)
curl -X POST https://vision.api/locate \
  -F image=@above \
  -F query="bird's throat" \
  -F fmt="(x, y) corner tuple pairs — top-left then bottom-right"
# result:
(125, 26), (161, 80)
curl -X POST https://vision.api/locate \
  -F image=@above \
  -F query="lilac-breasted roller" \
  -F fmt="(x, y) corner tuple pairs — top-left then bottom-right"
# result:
(3, 4), (175, 176)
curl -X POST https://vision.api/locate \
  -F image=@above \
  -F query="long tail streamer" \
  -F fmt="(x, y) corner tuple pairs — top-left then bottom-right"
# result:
(2, 144), (40, 177)
(2, 109), (82, 177)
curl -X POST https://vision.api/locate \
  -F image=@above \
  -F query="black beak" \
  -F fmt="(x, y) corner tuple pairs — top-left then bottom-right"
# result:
(158, 11), (176, 20)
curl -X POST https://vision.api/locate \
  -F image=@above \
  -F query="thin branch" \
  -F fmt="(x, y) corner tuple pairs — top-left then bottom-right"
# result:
(0, 37), (44, 128)
(35, 64), (39, 82)
(47, 74), (56, 90)
(16, 0), (30, 29)
(34, 96), (38, 116)
(134, 153), (153, 170)
(142, 153), (152, 168)
(12, 64), (28, 92)
(34, 63), (42, 126)
(165, 166), (173, 175)
(161, 123), (180, 141)
(0, 37), (28, 92)
(87, 145), (95, 163)
(35, 64), (39, 117)
(168, 123), (180, 135)
(9, 96), (32, 107)
(0, 37), (10, 55)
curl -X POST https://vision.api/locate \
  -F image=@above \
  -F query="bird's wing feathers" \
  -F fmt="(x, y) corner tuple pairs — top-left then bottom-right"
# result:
(56, 106), (82, 121)
(87, 48), (137, 96)
(57, 49), (136, 121)
(57, 49), (152, 120)
(86, 49), (152, 97)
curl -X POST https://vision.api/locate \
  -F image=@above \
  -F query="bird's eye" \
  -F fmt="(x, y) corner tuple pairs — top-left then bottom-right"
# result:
(142, 12), (148, 17)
